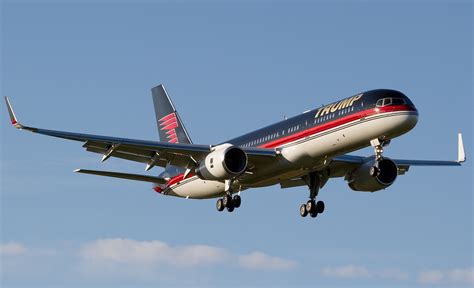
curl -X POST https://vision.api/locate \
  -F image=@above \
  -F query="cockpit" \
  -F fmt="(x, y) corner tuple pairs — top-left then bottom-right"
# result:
(376, 97), (407, 107)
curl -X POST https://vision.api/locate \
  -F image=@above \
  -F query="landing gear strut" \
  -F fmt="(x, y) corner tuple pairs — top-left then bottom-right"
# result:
(300, 172), (325, 219)
(216, 179), (242, 213)
(369, 138), (390, 177)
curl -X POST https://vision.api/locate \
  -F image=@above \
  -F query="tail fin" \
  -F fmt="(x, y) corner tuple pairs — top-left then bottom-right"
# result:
(151, 85), (193, 144)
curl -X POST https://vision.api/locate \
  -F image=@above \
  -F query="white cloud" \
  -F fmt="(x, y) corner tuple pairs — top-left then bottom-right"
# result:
(79, 238), (227, 268)
(78, 238), (297, 277)
(320, 265), (409, 281)
(1, 238), (296, 283)
(321, 265), (371, 278)
(418, 270), (444, 284)
(0, 242), (27, 256)
(418, 267), (474, 285)
(238, 251), (297, 271)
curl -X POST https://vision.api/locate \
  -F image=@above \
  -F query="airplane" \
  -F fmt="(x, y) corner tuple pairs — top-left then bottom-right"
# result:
(5, 86), (466, 219)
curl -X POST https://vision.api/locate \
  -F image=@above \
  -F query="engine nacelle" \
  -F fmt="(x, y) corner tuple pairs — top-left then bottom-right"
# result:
(195, 144), (248, 181)
(347, 157), (398, 192)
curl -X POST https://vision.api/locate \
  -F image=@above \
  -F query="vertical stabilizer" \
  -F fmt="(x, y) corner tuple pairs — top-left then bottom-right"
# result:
(151, 85), (192, 144)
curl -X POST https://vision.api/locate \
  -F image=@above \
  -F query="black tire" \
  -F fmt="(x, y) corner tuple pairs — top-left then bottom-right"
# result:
(306, 200), (315, 213)
(222, 194), (232, 207)
(216, 199), (225, 212)
(316, 200), (325, 214)
(232, 195), (241, 208)
(369, 166), (379, 177)
(300, 204), (308, 217)
(227, 204), (235, 212)
(310, 211), (318, 218)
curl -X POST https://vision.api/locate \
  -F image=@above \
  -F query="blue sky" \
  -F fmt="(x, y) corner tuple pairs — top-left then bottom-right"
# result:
(1, 1), (472, 287)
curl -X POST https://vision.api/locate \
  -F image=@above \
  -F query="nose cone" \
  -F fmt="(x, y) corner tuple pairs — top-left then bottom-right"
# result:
(391, 108), (418, 138)
(406, 111), (418, 129)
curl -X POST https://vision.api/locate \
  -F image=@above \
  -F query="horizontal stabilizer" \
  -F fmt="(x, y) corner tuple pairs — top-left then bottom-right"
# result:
(74, 169), (168, 184)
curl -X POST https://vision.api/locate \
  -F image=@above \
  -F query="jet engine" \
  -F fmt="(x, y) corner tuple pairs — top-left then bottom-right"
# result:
(195, 144), (248, 180)
(347, 157), (398, 192)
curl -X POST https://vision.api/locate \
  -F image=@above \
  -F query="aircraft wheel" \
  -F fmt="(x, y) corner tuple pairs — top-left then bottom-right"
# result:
(300, 204), (308, 217)
(222, 194), (232, 207)
(227, 204), (235, 212)
(232, 195), (241, 208)
(310, 211), (318, 218)
(369, 166), (379, 177)
(306, 200), (316, 213)
(316, 200), (325, 214)
(216, 199), (225, 212)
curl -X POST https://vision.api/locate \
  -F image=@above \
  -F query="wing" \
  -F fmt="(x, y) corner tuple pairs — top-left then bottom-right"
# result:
(280, 134), (465, 188)
(5, 97), (276, 171)
(331, 133), (465, 176)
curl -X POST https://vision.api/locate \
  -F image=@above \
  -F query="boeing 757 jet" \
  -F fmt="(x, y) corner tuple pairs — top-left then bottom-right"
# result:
(5, 86), (466, 218)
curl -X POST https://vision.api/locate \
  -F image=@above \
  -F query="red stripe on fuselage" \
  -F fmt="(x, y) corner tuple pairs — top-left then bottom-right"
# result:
(155, 105), (416, 192)
(154, 173), (194, 194)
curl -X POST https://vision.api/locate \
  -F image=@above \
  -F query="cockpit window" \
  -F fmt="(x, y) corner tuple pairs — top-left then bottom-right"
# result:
(383, 98), (392, 106)
(376, 97), (406, 107)
(391, 98), (406, 105)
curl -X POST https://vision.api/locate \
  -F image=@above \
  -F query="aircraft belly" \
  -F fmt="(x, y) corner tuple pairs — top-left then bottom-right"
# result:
(167, 178), (225, 199)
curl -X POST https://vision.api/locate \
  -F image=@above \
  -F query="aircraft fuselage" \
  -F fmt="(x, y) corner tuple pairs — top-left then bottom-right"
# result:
(156, 89), (418, 198)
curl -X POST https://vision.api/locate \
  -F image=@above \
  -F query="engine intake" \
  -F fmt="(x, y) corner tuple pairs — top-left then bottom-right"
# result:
(195, 144), (248, 180)
(348, 157), (398, 192)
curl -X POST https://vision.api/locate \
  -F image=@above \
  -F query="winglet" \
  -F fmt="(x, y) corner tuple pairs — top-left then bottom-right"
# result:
(4, 96), (24, 129)
(458, 133), (466, 163)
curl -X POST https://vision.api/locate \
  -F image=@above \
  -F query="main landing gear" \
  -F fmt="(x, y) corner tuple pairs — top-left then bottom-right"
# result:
(300, 172), (325, 218)
(216, 194), (241, 212)
(369, 138), (390, 177)
(216, 179), (241, 213)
